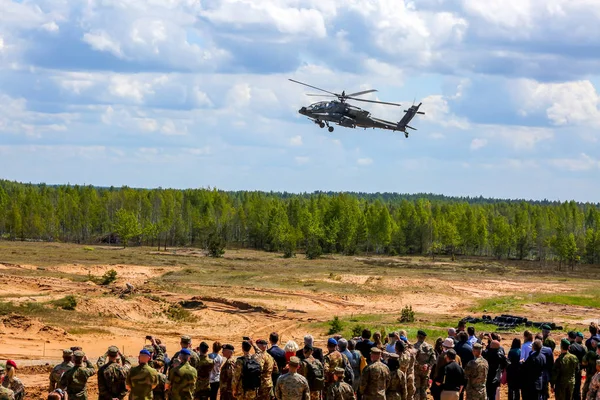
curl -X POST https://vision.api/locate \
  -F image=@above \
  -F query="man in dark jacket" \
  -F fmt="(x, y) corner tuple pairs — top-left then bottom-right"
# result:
(536, 334), (555, 400)
(483, 340), (508, 400)
(355, 329), (375, 362)
(296, 335), (324, 364)
(522, 340), (546, 400)
(568, 331), (587, 400)
(267, 332), (286, 386)
(456, 332), (474, 366)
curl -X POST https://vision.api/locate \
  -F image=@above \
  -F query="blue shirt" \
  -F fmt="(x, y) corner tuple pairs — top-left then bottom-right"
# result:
(468, 336), (478, 345)
(521, 341), (533, 362)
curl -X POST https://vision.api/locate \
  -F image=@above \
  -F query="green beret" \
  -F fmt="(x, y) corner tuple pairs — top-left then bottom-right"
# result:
(576, 332), (584, 338)
(541, 324), (551, 331)
(561, 339), (571, 347)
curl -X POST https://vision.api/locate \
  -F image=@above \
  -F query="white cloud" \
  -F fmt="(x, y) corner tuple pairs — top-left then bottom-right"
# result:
(470, 138), (487, 150)
(476, 125), (554, 150)
(357, 158), (373, 166)
(295, 156), (310, 165)
(549, 153), (600, 171)
(83, 30), (124, 58)
(41, 21), (59, 32)
(186, 147), (211, 156)
(108, 75), (154, 103)
(289, 135), (303, 146)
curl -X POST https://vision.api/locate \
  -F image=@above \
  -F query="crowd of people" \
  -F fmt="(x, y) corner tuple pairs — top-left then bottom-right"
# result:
(12, 322), (600, 400)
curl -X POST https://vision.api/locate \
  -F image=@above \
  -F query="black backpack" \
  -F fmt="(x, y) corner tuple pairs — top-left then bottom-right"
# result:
(304, 359), (325, 391)
(341, 355), (355, 386)
(242, 357), (262, 391)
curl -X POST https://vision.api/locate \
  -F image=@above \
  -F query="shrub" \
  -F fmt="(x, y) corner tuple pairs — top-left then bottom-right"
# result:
(399, 305), (415, 323)
(328, 316), (343, 335)
(101, 269), (118, 285)
(207, 233), (225, 258)
(166, 304), (195, 322)
(54, 295), (77, 310)
(351, 324), (366, 338)
(83, 247), (94, 252)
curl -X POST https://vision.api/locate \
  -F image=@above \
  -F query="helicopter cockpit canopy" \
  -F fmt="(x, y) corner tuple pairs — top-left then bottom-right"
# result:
(307, 101), (335, 112)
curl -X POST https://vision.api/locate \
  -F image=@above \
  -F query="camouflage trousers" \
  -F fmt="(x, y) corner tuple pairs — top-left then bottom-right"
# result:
(465, 385), (485, 400)
(555, 382), (575, 400)
(220, 390), (235, 400)
(414, 372), (429, 400)
(583, 376), (593, 398)
(310, 391), (321, 400)
(258, 386), (274, 400)
(237, 389), (259, 400)
(407, 374), (415, 400)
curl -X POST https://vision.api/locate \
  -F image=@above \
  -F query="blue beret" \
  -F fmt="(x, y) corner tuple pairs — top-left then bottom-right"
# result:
(139, 349), (152, 357)
(180, 348), (192, 356)
(327, 338), (338, 346)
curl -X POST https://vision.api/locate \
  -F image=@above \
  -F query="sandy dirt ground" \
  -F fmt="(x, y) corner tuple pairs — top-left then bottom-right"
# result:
(0, 248), (596, 400)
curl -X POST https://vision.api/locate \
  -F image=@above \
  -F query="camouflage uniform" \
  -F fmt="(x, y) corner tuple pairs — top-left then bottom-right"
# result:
(220, 357), (237, 400)
(172, 349), (201, 372)
(552, 352), (579, 400)
(324, 351), (346, 385)
(583, 351), (600, 397)
(587, 366), (600, 400)
(399, 350), (416, 400)
(153, 372), (167, 400)
(59, 357), (97, 400)
(169, 361), (198, 400)
(327, 380), (355, 400)
(386, 369), (408, 400)
(299, 355), (324, 400)
(464, 356), (488, 400)
(233, 354), (264, 400)
(275, 372), (310, 400)
(0, 386), (14, 400)
(360, 360), (391, 400)
(127, 362), (159, 400)
(49, 352), (74, 392)
(195, 354), (215, 400)
(544, 337), (557, 353)
(0, 377), (22, 400)
(255, 349), (277, 400)
(97, 354), (131, 400)
(414, 341), (436, 400)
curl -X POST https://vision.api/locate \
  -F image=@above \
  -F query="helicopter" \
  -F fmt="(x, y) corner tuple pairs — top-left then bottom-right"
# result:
(290, 79), (424, 138)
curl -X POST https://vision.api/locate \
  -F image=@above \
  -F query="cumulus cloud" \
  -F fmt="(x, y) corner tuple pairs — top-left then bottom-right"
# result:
(289, 135), (303, 146)
(357, 158), (373, 166)
(470, 138), (487, 150)
(549, 153), (600, 171)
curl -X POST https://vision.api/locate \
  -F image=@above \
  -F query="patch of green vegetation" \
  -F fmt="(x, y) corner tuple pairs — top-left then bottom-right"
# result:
(67, 327), (111, 335)
(533, 290), (600, 308)
(52, 295), (77, 310)
(165, 304), (196, 322)
(83, 247), (94, 252)
(471, 296), (524, 313)
(328, 316), (343, 335)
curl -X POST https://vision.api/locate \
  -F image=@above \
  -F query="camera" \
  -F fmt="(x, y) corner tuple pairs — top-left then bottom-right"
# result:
(243, 336), (250, 341)
(146, 335), (153, 340)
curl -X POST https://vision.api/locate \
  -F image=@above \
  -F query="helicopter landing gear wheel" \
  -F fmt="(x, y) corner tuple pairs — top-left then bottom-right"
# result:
(405, 132), (409, 138)
(328, 126), (334, 132)
(319, 122), (325, 128)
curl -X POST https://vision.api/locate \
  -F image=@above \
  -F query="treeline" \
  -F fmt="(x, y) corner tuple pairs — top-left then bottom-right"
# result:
(1, 180), (600, 267)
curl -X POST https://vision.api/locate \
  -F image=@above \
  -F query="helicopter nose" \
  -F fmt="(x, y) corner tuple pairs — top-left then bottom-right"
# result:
(299, 107), (307, 114)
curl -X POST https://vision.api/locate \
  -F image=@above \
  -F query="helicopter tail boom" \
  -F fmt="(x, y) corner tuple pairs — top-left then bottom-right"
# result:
(397, 102), (424, 131)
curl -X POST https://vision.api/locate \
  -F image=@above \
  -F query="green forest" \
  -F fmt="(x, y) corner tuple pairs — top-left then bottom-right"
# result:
(1, 179), (599, 266)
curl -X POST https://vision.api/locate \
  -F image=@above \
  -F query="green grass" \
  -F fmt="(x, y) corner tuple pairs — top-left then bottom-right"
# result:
(470, 296), (524, 313)
(67, 327), (112, 335)
(471, 289), (600, 313)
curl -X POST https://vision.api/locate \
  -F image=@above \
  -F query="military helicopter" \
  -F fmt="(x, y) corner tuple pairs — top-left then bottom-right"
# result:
(290, 79), (424, 138)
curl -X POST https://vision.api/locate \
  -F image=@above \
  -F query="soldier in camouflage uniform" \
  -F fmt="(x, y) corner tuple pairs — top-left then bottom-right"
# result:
(396, 340), (416, 400)
(254, 339), (278, 400)
(464, 343), (488, 400)
(275, 357), (310, 400)
(583, 337), (600, 398)
(168, 348), (198, 400)
(195, 342), (215, 400)
(151, 359), (168, 400)
(220, 344), (237, 400)
(542, 325), (556, 353)
(586, 360), (600, 400)
(171, 336), (201, 372)
(59, 350), (96, 400)
(414, 330), (436, 400)
(386, 353), (407, 400)
(97, 346), (131, 400)
(127, 349), (159, 400)
(49, 349), (74, 392)
(325, 339), (349, 389)
(360, 348), (390, 400)
(327, 367), (355, 400)
(552, 339), (580, 400)
(0, 368), (14, 400)
(299, 345), (324, 400)
(1, 362), (22, 400)
(233, 341), (264, 400)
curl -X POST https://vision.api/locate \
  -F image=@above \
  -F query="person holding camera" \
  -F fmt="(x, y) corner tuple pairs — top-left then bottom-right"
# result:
(59, 350), (96, 400)
(97, 346), (131, 400)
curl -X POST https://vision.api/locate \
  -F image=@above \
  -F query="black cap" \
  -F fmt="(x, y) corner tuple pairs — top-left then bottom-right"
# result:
(417, 330), (427, 337)
(223, 344), (235, 351)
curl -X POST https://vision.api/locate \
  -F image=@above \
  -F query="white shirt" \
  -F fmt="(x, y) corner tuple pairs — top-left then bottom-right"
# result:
(520, 341), (532, 362)
(209, 352), (223, 383)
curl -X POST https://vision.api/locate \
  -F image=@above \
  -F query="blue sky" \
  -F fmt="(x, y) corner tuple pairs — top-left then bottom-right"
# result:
(2, 0), (600, 201)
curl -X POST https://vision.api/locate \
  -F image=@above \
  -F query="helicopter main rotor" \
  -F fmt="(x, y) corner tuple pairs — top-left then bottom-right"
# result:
(289, 79), (401, 107)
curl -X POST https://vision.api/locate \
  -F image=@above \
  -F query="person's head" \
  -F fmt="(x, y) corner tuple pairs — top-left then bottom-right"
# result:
(370, 347), (382, 363)
(288, 356), (300, 373)
(560, 339), (570, 352)
(568, 331), (576, 342)
(417, 330), (427, 342)
(387, 353), (400, 371)
(256, 339), (268, 352)
(591, 336), (600, 349)
(199, 341), (209, 355)
(434, 337), (444, 353)
(534, 334), (543, 342)
(179, 347), (192, 363)
(153, 359), (165, 373)
(448, 328), (456, 337)
(303, 345), (313, 357)
(472, 343), (483, 357)
(212, 341), (222, 354)
(373, 332), (382, 344)
(442, 338), (455, 352)
(242, 341), (252, 354)
(458, 331), (469, 343)
(5, 360), (16, 380)
(284, 340), (299, 354)
(222, 344), (234, 359)
(590, 323), (598, 336)
(511, 338), (522, 350)
(181, 335), (192, 349)
(327, 338), (338, 351)
(139, 349), (152, 364)
(395, 340), (406, 354)
(362, 329), (372, 340)
(270, 332), (279, 345)
(576, 332), (584, 343)
(445, 349), (457, 362)
(491, 332), (501, 342)
(106, 346), (119, 361)
(304, 335), (314, 347)
(73, 350), (85, 366)
(338, 338), (348, 352)
(524, 330), (533, 342)
(457, 321), (466, 331)
(62, 349), (73, 363)
(532, 339), (542, 352)
(48, 389), (65, 400)
(541, 325), (551, 337)
(333, 367), (345, 381)
(467, 327), (475, 337)
(348, 339), (356, 351)
(490, 340), (500, 350)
